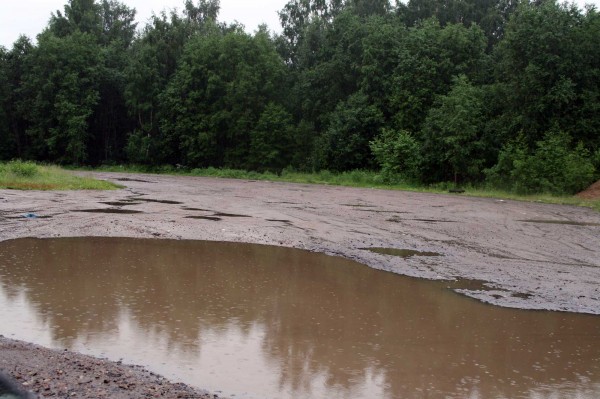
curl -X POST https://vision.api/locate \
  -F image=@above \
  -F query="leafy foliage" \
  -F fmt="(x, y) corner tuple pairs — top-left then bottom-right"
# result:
(370, 128), (421, 182)
(420, 75), (486, 182)
(485, 131), (596, 195)
(0, 0), (597, 195)
(4, 160), (39, 177)
(0, 161), (119, 190)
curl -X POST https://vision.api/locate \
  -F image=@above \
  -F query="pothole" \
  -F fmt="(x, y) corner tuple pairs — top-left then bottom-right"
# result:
(75, 209), (143, 214)
(213, 213), (251, 218)
(185, 216), (222, 221)
(134, 198), (183, 205)
(387, 217), (455, 223)
(101, 201), (143, 206)
(6, 215), (53, 220)
(519, 219), (600, 227)
(1, 237), (598, 399)
(116, 178), (154, 183)
(361, 248), (442, 258)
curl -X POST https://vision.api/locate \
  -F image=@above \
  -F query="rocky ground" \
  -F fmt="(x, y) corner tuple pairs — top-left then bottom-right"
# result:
(1, 172), (599, 397)
(0, 337), (217, 398)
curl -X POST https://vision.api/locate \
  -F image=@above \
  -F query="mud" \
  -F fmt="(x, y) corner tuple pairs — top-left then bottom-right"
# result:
(133, 198), (183, 205)
(0, 171), (598, 314)
(212, 212), (251, 218)
(185, 216), (222, 221)
(1, 171), (600, 397)
(519, 219), (600, 226)
(577, 179), (600, 199)
(1, 237), (599, 399)
(75, 209), (143, 214)
(362, 247), (442, 257)
(100, 201), (142, 206)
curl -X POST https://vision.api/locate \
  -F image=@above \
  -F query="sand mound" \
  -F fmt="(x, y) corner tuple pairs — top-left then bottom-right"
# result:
(577, 180), (600, 200)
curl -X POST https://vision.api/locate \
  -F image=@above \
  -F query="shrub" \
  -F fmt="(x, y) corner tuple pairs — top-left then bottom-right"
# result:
(7, 160), (39, 177)
(370, 128), (421, 183)
(485, 131), (596, 195)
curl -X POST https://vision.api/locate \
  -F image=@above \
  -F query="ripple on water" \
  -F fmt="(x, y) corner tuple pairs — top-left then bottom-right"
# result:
(0, 237), (598, 399)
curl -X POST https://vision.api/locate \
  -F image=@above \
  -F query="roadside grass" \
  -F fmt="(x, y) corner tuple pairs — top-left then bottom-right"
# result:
(85, 164), (600, 212)
(0, 161), (121, 190)
(458, 188), (600, 213)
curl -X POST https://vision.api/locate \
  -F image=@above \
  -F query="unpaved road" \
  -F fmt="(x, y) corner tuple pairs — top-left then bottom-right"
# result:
(1, 172), (599, 397)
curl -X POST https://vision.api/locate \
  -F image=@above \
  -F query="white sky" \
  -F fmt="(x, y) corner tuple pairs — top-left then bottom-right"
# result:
(1, 0), (599, 49)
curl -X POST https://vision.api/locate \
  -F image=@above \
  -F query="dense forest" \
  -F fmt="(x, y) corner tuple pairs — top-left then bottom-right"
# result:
(0, 0), (599, 194)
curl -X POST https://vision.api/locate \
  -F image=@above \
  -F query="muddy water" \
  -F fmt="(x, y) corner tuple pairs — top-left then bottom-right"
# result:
(0, 238), (599, 399)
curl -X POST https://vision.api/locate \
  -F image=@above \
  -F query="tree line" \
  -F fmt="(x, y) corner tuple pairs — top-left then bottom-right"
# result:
(0, 0), (598, 194)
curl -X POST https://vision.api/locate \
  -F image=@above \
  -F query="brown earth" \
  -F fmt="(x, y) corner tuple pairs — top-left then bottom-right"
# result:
(577, 179), (600, 199)
(1, 171), (599, 398)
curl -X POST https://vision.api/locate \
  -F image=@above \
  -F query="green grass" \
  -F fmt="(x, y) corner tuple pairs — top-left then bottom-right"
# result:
(463, 188), (600, 213)
(0, 161), (121, 190)
(5, 160), (596, 211)
(83, 164), (600, 212)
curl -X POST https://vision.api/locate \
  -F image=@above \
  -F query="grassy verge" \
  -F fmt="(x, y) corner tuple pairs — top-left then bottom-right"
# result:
(458, 188), (600, 212)
(0, 161), (121, 190)
(85, 164), (600, 212)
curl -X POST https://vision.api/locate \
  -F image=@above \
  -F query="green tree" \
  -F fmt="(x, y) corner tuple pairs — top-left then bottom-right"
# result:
(184, 0), (220, 23)
(278, 0), (344, 64)
(293, 11), (365, 131)
(315, 91), (384, 171)
(248, 103), (295, 171)
(1, 36), (35, 160)
(24, 31), (101, 164)
(348, 0), (390, 17)
(0, 46), (11, 159)
(398, 0), (518, 46)
(159, 28), (287, 168)
(91, 1), (138, 163)
(390, 20), (486, 133)
(43, 0), (137, 164)
(493, 0), (600, 147)
(370, 128), (421, 181)
(99, 0), (137, 45)
(486, 130), (596, 194)
(48, 0), (103, 37)
(359, 15), (406, 118)
(420, 75), (486, 183)
(124, 5), (220, 164)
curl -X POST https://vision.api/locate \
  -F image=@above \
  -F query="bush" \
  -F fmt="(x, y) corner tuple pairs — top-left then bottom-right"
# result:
(485, 131), (596, 195)
(593, 148), (600, 171)
(7, 160), (39, 177)
(370, 128), (421, 183)
(125, 131), (152, 165)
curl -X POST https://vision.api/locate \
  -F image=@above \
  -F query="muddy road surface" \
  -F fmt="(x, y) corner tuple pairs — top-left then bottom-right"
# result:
(1, 172), (599, 397)
(2, 171), (598, 314)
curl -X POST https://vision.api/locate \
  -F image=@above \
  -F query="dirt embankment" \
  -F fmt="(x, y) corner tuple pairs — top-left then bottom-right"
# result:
(1, 172), (599, 397)
(578, 179), (600, 200)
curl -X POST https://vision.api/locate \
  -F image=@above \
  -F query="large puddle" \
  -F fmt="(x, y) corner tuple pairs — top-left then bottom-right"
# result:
(0, 238), (599, 399)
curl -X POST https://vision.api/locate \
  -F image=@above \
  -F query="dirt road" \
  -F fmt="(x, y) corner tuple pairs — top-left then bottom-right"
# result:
(2, 171), (599, 313)
(1, 172), (599, 397)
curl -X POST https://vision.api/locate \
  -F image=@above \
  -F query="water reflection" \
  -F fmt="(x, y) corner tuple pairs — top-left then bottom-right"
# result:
(0, 238), (599, 399)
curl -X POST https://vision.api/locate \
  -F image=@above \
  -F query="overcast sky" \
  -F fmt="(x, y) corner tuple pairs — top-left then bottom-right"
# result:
(1, 0), (599, 48)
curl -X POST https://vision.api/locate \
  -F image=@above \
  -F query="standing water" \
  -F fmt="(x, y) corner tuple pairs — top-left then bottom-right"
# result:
(0, 237), (599, 399)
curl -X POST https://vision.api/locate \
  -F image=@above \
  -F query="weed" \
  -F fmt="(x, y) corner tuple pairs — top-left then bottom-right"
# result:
(0, 162), (121, 191)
